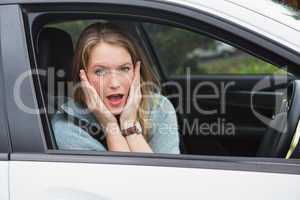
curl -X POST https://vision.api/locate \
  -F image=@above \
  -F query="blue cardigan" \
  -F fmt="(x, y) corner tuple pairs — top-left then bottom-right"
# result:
(51, 93), (180, 154)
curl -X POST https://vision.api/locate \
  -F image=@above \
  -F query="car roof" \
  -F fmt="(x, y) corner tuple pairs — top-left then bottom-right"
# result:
(181, 0), (300, 32)
(1, 0), (298, 30)
(1, 0), (299, 53)
(166, 0), (300, 53)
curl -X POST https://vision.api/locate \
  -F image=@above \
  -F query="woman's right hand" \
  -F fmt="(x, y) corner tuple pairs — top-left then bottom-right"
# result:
(79, 70), (118, 129)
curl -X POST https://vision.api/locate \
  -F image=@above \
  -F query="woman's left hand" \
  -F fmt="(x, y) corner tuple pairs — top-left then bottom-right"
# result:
(120, 61), (142, 129)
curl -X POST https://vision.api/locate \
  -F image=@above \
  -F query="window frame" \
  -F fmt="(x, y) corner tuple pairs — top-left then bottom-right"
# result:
(0, 9), (10, 158)
(6, 1), (299, 174)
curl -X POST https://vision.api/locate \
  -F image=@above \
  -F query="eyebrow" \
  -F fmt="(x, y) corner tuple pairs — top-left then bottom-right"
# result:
(91, 63), (132, 69)
(91, 64), (109, 69)
(117, 63), (132, 68)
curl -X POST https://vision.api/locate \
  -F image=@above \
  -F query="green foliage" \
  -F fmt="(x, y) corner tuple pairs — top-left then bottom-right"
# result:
(144, 23), (212, 75)
(193, 55), (286, 75)
(144, 23), (286, 76)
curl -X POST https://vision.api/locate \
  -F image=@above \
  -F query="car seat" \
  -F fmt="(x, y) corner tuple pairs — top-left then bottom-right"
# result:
(37, 27), (74, 114)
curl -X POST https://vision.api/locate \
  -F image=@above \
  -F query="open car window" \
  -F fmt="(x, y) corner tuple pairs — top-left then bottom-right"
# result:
(28, 13), (294, 159)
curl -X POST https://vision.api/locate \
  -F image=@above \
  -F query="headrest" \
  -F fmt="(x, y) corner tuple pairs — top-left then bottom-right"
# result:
(37, 27), (74, 83)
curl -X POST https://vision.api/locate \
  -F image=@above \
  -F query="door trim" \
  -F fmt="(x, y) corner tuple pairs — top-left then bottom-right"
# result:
(10, 152), (300, 175)
(0, 154), (8, 161)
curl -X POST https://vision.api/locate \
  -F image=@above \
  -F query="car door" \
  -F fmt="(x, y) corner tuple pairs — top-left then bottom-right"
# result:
(2, 1), (300, 200)
(0, 15), (10, 200)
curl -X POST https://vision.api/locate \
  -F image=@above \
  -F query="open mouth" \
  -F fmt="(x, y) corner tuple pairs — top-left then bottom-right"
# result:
(106, 94), (124, 106)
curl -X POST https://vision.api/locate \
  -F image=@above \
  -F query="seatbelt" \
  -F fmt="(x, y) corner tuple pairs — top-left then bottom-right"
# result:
(286, 120), (300, 159)
(57, 107), (108, 149)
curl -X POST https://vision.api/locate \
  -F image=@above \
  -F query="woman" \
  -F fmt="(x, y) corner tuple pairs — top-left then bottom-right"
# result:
(51, 22), (179, 154)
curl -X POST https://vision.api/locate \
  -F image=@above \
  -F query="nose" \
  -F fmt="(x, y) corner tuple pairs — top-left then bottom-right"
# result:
(107, 72), (121, 90)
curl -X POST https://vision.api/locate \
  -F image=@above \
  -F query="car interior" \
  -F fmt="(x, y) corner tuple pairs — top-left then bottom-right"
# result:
(32, 14), (300, 158)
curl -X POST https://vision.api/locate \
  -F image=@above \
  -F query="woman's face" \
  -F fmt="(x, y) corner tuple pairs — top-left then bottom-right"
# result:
(86, 42), (134, 115)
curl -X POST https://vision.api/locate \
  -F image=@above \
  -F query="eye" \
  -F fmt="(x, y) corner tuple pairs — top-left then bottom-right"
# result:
(119, 65), (131, 72)
(95, 68), (107, 76)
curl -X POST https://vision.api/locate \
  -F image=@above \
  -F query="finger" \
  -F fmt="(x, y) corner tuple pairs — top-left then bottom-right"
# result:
(135, 61), (141, 92)
(123, 62), (141, 110)
(79, 70), (98, 108)
(131, 62), (140, 91)
(79, 70), (91, 92)
(78, 71), (113, 116)
(79, 70), (92, 94)
(79, 70), (91, 86)
(132, 63), (142, 106)
(134, 61), (141, 81)
(127, 62), (140, 96)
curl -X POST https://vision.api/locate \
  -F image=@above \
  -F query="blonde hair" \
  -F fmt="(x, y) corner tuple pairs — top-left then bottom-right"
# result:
(72, 22), (160, 139)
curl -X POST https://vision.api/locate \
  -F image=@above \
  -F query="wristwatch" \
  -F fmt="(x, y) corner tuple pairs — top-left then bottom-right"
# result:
(121, 121), (142, 137)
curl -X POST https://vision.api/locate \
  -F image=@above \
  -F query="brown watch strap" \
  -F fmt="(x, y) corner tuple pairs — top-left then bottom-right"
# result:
(121, 125), (141, 137)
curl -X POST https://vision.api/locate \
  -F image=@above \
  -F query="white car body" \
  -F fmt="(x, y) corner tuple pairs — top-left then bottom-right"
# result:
(0, 162), (9, 200)
(0, 0), (300, 199)
(8, 161), (300, 200)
